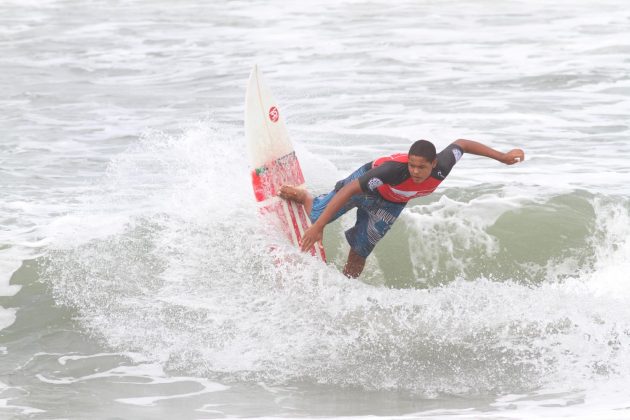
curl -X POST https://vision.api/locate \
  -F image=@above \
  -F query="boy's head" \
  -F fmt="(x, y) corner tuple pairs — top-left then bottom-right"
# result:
(408, 140), (437, 183)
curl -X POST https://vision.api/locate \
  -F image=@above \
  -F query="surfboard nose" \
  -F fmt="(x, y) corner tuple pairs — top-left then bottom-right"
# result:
(248, 64), (259, 85)
(245, 65), (292, 168)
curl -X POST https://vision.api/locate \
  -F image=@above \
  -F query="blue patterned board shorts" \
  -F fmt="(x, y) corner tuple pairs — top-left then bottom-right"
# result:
(310, 163), (406, 258)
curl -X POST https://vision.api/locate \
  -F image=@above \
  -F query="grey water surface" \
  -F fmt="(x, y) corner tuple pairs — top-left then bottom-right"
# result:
(2, 0), (630, 418)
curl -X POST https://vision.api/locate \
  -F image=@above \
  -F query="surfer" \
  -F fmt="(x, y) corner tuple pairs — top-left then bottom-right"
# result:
(279, 139), (524, 278)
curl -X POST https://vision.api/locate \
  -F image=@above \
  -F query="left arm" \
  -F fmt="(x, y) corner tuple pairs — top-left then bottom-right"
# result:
(453, 139), (524, 165)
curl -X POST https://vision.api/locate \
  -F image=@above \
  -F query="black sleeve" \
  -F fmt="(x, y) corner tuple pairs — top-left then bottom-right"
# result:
(433, 143), (464, 180)
(357, 161), (409, 193)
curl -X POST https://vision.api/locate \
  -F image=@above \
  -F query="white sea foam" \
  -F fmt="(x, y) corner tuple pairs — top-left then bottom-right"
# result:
(584, 197), (630, 297)
(0, 258), (22, 297)
(403, 193), (524, 283)
(0, 308), (16, 331)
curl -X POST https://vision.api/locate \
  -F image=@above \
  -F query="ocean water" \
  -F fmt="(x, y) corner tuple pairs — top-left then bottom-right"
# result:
(2, 0), (630, 418)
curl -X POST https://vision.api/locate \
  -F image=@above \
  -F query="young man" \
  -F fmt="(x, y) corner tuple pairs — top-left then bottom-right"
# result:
(279, 139), (525, 278)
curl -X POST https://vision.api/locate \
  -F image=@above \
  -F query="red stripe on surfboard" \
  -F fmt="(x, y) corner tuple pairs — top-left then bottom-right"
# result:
(292, 201), (315, 257)
(282, 200), (300, 246)
(294, 203), (326, 262)
(286, 201), (302, 246)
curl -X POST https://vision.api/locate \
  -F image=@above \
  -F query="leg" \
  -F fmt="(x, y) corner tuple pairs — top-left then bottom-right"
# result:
(279, 185), (313, 216)
(343, 248), (366, 278)
(343, 197), (406, 279)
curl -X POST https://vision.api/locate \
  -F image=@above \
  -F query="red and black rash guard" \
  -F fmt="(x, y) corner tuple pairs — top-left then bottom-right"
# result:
(357, 143), (464, 203)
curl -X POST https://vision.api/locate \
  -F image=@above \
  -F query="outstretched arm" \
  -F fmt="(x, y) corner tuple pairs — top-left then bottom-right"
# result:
(453, 139), (524, 165)
(299, 180), (362, 252)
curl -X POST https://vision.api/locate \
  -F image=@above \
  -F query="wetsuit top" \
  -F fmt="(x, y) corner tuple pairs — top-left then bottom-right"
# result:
(357, 143), (464, 203)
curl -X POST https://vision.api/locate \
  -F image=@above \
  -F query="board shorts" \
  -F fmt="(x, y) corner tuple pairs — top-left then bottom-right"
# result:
(310, 163), (406, 258)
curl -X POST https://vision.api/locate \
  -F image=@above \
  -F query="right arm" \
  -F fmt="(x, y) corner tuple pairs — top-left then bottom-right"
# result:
(453, 139), (524, 165)
(299, 180), (362, 252)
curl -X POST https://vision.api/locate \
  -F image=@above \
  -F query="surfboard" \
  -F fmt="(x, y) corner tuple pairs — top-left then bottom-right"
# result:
(244, 65), (326, 262)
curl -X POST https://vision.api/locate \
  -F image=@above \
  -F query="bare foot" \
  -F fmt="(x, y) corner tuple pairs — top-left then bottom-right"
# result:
(279, 185), (314, 216)
(279, 185), (307, 203)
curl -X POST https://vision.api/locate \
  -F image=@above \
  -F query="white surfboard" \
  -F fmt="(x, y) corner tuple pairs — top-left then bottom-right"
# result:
(244, 65), (326, 261)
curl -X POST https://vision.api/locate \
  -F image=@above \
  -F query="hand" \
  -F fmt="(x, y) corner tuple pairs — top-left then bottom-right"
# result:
(300, 224), (324, 252)
(500, 149), (525, 165)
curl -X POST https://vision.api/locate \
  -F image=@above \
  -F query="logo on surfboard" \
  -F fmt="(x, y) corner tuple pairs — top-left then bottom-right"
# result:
(269, 106), (279, 123)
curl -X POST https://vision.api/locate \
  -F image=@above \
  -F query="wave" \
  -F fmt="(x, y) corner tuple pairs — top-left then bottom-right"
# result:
(39, 121), (630, 396)
(374, 189), (625, 289)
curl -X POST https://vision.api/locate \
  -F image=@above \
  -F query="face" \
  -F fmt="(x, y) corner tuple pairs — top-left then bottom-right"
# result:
(408, 155), (437, 183)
